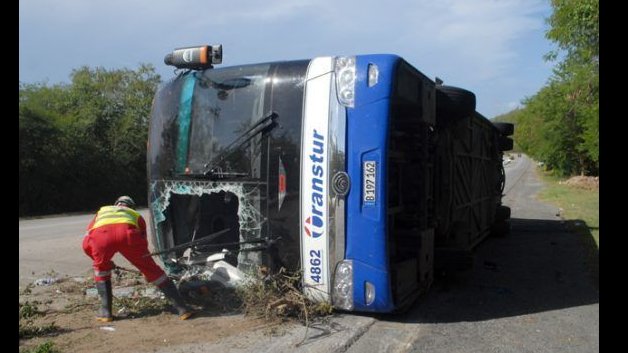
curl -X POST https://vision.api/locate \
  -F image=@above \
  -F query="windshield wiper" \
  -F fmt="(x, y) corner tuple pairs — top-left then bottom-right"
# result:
(202, 111), (278, 178)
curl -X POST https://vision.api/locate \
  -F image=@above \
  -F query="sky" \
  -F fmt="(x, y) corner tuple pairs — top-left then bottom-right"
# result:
(19, 0), (555, 119)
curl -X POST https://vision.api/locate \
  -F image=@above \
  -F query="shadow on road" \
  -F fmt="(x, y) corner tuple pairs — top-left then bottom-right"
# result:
(390, 217), (599, 323)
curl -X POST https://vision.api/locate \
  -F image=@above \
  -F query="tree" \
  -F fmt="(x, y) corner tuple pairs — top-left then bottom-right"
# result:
(19, 65), (161, 216)
(545, 0), (598, 67)
(513, 0), (598, 176)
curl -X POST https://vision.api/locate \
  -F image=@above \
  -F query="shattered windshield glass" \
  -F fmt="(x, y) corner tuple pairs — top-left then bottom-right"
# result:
(149, 180), (266, 275)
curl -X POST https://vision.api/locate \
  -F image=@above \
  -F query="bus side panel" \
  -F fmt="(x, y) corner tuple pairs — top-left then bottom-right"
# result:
(345, 55), (399, 312)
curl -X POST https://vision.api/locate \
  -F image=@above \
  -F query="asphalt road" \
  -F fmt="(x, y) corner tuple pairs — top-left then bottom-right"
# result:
(345, 154), (599, 353)
(18, 209), (151, 289)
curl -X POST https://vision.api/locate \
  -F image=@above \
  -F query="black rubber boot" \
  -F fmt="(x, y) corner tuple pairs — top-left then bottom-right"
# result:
(159, 279), (194, 320)
(95, 280), (113, 322)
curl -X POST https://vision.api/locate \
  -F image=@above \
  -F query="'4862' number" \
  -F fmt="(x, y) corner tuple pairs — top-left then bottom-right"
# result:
(309, 250), (322, 283)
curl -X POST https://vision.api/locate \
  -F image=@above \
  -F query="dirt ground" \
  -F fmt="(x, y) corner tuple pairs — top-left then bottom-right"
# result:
(18, 270), (287, 353)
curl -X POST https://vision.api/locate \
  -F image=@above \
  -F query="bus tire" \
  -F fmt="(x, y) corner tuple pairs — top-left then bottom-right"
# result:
(495, 205), (511, 222)
(436, 85), (476, 123)
(499, 137), (514, 151)
(493, 122), (514, 136)
(497, 163), (506, 194)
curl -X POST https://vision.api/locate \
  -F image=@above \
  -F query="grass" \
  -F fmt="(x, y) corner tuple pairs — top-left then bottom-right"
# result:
(19, 341), (61, 353)
(537, 171), (599, 246)
(20, 301), (44, 319)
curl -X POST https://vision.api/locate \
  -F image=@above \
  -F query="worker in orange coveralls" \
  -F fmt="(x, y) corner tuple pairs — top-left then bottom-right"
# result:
(82, 196), (193, 322)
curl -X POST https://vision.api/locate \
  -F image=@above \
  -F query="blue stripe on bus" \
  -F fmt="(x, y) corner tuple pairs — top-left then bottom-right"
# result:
(175, 73), (197, 174)
(345, 54), (400, 312)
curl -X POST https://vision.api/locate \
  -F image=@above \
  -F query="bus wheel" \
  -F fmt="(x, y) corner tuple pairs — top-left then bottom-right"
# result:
(436, 85), (476, 123)
(493, 122), (514, 136)
(495, 205), (511, 222)
(499, 137), (514, 151)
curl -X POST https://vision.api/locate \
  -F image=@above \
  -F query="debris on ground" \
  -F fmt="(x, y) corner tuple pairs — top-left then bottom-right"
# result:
(172, 262), (333, 325)
(236, 267), (333, 324)
(20, 263), (336, 352)
(34, 278), (58, 286)
(19, 266), (279, 353)
(85, 286), (161, 299)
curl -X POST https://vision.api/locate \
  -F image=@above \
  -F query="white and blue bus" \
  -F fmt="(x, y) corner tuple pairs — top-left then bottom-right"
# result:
(147, 45), (513, 313)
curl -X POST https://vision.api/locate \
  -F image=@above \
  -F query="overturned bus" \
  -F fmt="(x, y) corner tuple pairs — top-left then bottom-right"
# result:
(147, 45), (514, 313)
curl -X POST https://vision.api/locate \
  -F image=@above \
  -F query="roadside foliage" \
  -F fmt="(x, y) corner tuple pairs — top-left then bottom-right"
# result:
(19, 65), (160, 216)
(494, 0), (598, 177)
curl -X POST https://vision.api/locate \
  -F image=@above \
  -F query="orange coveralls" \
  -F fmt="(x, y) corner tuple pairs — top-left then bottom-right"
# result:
(82, 206), (168, 286)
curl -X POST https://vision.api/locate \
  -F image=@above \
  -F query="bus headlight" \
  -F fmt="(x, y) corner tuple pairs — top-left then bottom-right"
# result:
(332, 260), (354, 310)
(334, 56), (356, 108)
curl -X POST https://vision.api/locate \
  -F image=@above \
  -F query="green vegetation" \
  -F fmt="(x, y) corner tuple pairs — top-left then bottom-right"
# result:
(538, 172), (599, 246)
(20, 341), (61, 353)
(19, 65), (160, 216)
(494, 0), (598, 177)
(19, 301), (44, 319)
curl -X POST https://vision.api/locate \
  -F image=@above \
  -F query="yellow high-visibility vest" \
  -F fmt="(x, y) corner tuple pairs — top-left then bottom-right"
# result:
(90, 206), (140, 230)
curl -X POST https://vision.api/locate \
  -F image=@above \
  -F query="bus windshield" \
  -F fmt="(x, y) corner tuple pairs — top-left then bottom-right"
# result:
(148, 63), (271, 180)
(188, 64), (271, 177)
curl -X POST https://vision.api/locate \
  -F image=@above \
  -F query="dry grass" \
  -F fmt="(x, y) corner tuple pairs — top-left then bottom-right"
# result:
(561, 175), (599, 191)
(19, 322), (62, 340)
(236, 267), (333, 325)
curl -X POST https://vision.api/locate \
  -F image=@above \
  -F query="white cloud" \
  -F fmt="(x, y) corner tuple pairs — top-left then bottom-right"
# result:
(20, 0), (553, 117)
(391, 0), (547, 81)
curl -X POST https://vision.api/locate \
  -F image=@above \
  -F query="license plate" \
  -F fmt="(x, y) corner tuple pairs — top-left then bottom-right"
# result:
(363, 161), (377, 204)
